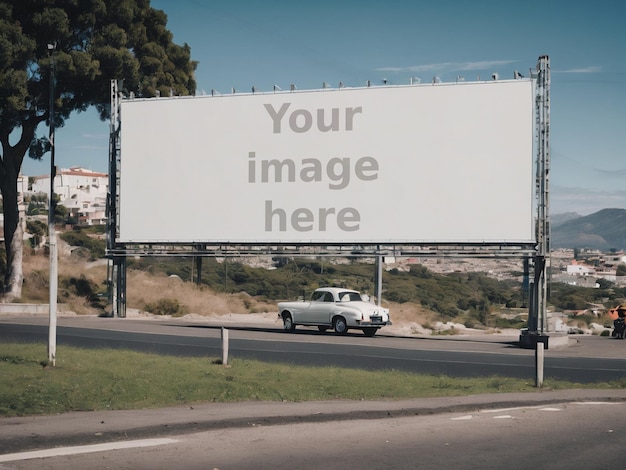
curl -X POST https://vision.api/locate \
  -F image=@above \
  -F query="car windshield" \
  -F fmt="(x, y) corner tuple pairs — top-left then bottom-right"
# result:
(338, 292), (361, 302)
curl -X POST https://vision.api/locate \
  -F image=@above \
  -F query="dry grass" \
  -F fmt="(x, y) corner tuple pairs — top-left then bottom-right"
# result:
(385, 300), (435, 324)
(126, 269), (275, 315)
(21, 243), (276, 317)
(19, 239), (436, 328)
(22, 251), (108, 315)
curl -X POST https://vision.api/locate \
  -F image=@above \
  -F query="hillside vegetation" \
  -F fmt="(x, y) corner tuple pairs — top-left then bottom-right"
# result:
(10, 226), (625, 333)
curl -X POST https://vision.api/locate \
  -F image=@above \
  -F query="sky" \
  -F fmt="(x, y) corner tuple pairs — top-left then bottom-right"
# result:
(20, 0), (626, 216)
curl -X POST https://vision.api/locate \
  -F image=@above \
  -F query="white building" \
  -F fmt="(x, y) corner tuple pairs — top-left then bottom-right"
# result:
(30, 167), (108, 226)
(608, 253), (626, 265)
(566, 261), (595, 276)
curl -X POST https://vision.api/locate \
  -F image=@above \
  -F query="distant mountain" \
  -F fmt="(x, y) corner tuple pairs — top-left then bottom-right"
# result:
(551, 212), (581, 226)
(551, 208), (626, 250)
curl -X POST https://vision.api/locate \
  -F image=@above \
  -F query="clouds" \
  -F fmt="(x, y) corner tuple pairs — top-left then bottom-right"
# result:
(551, 185), (626, 216)
(555, 66), (603, 74)
(593, 167), (626, 178)
(376, 59), (519, 74)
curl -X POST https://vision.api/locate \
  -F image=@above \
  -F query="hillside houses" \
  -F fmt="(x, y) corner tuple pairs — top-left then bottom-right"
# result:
(29, 167), (108, 226)
(552, 249), (626, 287)
(411, 249), (625, 287)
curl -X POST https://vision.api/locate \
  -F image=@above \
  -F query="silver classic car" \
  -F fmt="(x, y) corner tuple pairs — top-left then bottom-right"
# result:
(277, 287), (391, 336)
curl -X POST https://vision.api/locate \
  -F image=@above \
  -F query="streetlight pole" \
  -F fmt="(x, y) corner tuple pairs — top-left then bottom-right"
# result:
(47, 43), (58, 366)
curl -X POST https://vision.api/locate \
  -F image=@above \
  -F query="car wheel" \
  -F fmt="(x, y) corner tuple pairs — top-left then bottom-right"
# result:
(282, 313), (295, 332)
(318, 326), (329, 332)
(362, 328), (377, 337)
(333, 316), (348, 335)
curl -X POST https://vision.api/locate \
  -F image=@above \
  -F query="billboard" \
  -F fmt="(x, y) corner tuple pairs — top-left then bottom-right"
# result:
(118, 80), (535, 244)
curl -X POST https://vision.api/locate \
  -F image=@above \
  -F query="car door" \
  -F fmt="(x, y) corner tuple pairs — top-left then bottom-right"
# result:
(300, 290), (326, 323)
(306, 291), (334, 324)
(318, 291), (336, 324)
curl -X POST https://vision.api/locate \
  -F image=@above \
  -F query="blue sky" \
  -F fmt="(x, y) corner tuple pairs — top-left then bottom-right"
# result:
(21, 0), (626, 216)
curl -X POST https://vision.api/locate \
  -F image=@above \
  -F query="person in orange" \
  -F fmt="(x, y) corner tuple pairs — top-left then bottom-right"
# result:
(613, 305), (626, 339)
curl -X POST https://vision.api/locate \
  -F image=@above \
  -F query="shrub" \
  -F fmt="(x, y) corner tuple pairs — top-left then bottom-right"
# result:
(59, 275), (100, 298)
(385, 288), (413, 303)
(60, 229), (105, 260)
(494, 316), (526, 329)
(57, 275), (107, 311)
(26, 220), (48, 248)
(144, 298), (188, 317)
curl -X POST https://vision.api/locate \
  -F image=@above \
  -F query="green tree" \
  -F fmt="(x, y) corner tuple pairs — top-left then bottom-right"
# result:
(53, 195), (67, 224)
(617, 264), (626, 277)
(0, 0), (196, 299)
(26, 219), (47, 248)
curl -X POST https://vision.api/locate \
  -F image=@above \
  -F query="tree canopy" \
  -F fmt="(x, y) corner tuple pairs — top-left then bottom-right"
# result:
(0, 0), (197, 299)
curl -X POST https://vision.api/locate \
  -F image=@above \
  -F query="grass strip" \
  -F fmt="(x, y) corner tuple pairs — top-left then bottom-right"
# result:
(1, 342), (623, 417)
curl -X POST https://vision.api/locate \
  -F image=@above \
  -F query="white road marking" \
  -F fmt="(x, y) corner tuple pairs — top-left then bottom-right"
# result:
(572, 401), (622, 406)
(0, 438), (179, 463)
(450, 415), (473, 421)
(480, 406), (542, 413)
(493, 415), (514, 419)
(538, 407), (562, 411)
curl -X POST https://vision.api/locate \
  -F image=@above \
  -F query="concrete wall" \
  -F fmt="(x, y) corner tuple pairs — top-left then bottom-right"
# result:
(0, 304), (67, 315)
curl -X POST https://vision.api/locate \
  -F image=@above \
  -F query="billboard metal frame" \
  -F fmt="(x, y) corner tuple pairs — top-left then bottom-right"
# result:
(106, 56), (550, 336)
(116, 79), (534, 245)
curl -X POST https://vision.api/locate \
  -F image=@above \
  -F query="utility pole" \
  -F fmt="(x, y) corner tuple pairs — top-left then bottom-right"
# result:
(47, 43), (58, 366)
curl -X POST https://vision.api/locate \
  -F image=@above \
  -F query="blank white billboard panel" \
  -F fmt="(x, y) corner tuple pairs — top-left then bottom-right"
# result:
(119, 80), (534, 244)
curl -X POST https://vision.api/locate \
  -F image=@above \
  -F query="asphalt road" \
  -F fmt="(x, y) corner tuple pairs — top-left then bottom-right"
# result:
(3, 394), (626, 469)
(1, 315), (626, 383)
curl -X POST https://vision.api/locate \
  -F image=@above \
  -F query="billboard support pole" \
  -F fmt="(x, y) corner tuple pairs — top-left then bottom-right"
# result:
(107, 79), (127, 318)
(116, 255), (127, 318)
(194, 244), (204, 285)
(375, 246), (383, 306)
(535, 55), (551, 334)
(522, 55), (550, 351)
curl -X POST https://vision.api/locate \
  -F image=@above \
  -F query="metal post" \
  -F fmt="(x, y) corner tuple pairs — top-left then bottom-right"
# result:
(376, 246), (382, 306)
(194, 244), (204, 285)
(116, 255), (127, 318)
(221, 327), (229, 366)
(535, 342), (544, 387)
(196, 256), (202, 285)
(47, 43), (57, 366)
